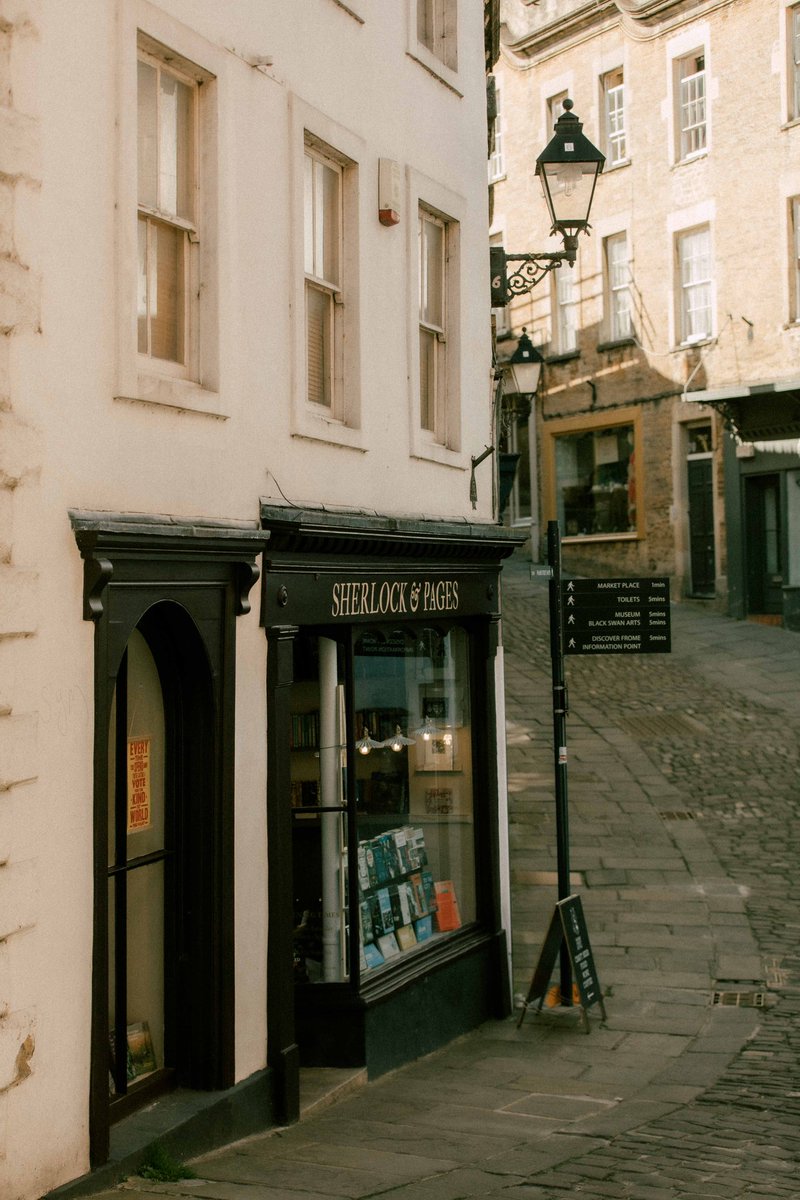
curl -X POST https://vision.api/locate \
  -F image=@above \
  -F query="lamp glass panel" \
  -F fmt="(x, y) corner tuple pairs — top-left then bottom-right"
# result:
(508, 360), (541, 396)
(540, 162), (598, 227)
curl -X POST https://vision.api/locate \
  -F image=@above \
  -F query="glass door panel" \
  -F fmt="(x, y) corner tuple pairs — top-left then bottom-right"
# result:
(107, 628), (170, 1105)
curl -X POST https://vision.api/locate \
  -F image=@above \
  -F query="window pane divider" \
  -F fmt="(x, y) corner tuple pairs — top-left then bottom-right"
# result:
(108, 847), (171, 877)
(138, 205), (198, 236)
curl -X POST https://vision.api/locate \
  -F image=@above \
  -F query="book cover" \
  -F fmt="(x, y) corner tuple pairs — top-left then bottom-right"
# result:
(368, 894), (384, 938)
(393, 827), (413, 873)
(357, 844), (370, 894)
(414, 914), (434, 941)
(433, 880), (462, 932)
(126, 1021), (157, 1078)
(408, 872), (426, 916)
(363, 942), (385, 969)
(377, 887), (395, 933)
(365, 844), (380, 889)
(396, 923), (417, 951)
(377, 932), (401, 959)
(378, 832), (401, 880)
(388, 885), (404, 929)
(397, 881), (413, 926)
(422, 870), (438, 912)
(372, 840), (389, 885)
(360, 899), (375, 944)
(407, 827), (428, 868)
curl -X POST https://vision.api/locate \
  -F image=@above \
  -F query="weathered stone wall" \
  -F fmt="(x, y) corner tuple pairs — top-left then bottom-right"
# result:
(0, 0), (41, 1186)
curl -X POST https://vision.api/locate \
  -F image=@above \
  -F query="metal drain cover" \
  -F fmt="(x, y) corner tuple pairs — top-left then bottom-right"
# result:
(619, 712), (708, 739)
(711, 982), (767, 1007)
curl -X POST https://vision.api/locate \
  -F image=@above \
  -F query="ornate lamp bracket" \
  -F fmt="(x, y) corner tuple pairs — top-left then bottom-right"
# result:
(491, 238), (579, 306)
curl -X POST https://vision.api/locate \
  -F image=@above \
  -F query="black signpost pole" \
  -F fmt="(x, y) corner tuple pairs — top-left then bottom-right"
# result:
(547, 520), (572, 1005)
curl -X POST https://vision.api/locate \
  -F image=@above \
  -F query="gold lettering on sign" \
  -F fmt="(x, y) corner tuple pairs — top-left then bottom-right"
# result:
(127, 737), (151, 833)
(331, 578), (459, 618)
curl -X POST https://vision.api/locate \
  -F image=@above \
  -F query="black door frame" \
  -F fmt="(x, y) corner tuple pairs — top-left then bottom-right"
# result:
(744, 473), (785, 615)
(73, 516), (263, 1166)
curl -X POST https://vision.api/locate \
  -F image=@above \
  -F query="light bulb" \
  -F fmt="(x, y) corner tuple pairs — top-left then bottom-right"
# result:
(556, 163), (582, 197)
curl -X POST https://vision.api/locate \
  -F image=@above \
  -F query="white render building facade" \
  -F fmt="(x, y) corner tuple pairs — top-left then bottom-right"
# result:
(1, 3), (521, 1196)
(492, 0), (800, 625)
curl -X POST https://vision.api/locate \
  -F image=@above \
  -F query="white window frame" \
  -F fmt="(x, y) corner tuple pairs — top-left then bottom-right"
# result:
(115, 3), (222, 417)
(488, 84), (505, 183)
(407, 168), (463, 463)
(136, 46), (198, 380)
(604, 232), (632, 343)
(790, 4), (800, 121)
(676, 50), (707, 161)
(601, 68), (627, 167)
(791, 197), (800, 322)
(407, 0), (460, 92)
(290, 98), (364, 449)
(547, 90), (569, 134)
(419, 208), (448, 440)
(552, 264), (578, 356)
(677, 225), (713, 345)
(304, 144), (344, 415)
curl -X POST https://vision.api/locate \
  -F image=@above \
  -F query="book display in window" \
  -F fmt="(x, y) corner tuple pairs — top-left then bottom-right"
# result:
(357, 824), (462, 971)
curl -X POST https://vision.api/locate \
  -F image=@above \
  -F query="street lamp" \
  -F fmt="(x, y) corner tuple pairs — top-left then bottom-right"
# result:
(490, 99), (605, 305)
(497, 329), (543, 518)
(505, 328), (543, 397)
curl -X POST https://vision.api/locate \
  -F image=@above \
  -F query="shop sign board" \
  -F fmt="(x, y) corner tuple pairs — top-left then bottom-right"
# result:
(517, 894), (606, 1033)
(264, 567), (499, 626)
(561, 577), (671, 654)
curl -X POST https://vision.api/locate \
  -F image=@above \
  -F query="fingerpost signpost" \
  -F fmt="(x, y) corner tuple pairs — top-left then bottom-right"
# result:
(518, 521), (671, 1033)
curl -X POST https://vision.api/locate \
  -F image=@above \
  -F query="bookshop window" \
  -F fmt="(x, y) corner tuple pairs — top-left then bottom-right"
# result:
(290, 624), (475, 984)
(554, 424), (637, 538)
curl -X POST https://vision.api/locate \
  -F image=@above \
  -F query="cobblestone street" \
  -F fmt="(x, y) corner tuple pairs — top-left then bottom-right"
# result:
(502, 561), (800, 1199)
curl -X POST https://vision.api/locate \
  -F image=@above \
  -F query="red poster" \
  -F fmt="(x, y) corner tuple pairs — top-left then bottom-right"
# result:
(127, 737), (151, 833)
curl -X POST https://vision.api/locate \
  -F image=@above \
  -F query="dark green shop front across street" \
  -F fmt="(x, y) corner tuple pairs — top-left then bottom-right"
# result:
(686, 383), (800, 631)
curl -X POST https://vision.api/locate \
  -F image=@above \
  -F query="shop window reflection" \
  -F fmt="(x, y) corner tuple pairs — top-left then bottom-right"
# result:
(290, 623), (475, 986)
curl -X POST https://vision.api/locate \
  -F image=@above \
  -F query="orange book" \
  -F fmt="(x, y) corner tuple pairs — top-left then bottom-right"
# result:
(433, 881), (461, 932)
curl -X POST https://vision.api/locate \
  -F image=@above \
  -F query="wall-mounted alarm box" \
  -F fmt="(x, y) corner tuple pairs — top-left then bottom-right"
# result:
(378, 158), (402, 226)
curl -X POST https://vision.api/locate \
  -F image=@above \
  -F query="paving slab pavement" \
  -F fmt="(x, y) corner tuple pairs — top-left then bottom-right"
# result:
(80, 557), (800, 1200)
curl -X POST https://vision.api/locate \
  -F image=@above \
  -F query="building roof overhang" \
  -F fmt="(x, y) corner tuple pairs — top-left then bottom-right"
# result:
(683, 380), (800, 442)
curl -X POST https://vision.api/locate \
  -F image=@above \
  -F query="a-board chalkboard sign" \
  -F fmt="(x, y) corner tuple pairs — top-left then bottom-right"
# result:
(517, 894), (606, 1033)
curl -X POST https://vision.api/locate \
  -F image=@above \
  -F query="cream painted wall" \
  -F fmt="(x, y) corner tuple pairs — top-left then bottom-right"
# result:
(1, 2), (497, 1196)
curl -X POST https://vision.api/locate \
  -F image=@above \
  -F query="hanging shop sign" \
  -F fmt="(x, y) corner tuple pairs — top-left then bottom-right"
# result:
(561, 577), (671, 654)
(126, 737), (151, 833)
(263, 568), (498, 627)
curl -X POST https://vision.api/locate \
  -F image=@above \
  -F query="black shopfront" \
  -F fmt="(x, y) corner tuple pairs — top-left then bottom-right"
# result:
(261, 506), (522, 1121)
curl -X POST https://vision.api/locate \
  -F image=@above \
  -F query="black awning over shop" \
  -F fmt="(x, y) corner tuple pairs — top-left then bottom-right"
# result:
(685, 383), (800, 441)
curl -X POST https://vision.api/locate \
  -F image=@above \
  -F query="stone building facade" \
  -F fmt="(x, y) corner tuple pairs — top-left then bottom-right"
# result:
(492, 0), (800, 623)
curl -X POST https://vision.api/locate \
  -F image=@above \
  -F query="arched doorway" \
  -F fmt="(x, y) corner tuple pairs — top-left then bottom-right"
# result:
(106, 604), (218, 1118)
(73, 517), (263, 1168)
